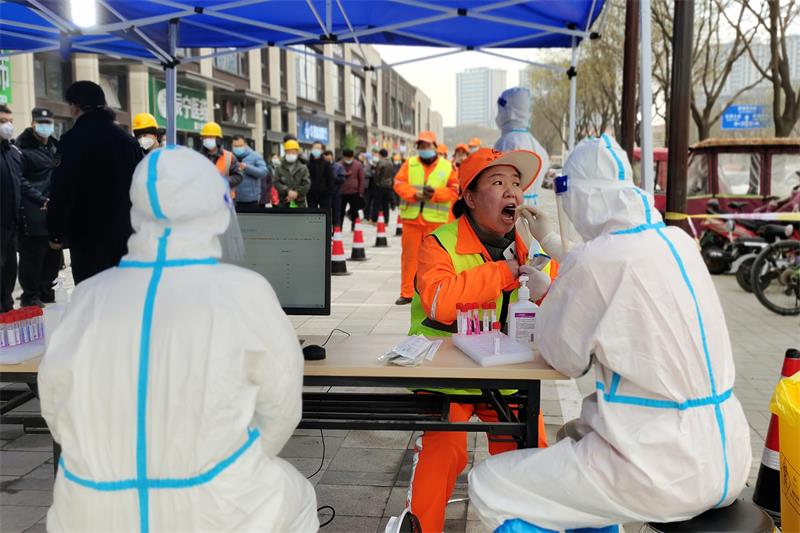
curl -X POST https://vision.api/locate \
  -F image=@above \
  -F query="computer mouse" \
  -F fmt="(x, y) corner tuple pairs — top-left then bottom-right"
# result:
(302, 344), (326, 360)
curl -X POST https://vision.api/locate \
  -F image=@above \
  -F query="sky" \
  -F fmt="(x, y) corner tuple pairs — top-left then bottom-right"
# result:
(373, 45), (567, 128)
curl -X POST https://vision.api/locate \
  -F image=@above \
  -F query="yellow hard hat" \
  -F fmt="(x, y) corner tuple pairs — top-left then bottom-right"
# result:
(200, 121), (223, 138)
(284, 139), (300, 151)
(132, 112), (158, 132)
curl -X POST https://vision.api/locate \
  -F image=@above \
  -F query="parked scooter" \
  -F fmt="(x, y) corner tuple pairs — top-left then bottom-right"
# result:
(699, 199), (793, 291)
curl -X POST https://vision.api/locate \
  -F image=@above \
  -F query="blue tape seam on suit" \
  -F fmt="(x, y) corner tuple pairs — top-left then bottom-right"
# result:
(60, 148), (256, 533)
(603, 146), (730, 507)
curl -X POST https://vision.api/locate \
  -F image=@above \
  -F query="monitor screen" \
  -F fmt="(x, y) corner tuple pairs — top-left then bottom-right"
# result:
(235, 208), (331, 315)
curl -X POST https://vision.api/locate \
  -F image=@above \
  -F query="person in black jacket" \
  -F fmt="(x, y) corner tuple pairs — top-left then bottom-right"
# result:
(16, 107), (62, 306)
(0, 105), (49, 311)
(306, 141), (334, 212)
(47, 81), (143, 285)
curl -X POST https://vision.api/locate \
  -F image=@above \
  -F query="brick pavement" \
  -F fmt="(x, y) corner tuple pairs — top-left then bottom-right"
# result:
(1, 197), (797, 532)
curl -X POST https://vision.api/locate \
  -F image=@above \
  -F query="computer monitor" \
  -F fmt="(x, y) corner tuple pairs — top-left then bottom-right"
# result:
(235, 207), (331, 315)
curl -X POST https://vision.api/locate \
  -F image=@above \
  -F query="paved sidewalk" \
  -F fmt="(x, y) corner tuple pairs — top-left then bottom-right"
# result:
(2, 198), (797, 533)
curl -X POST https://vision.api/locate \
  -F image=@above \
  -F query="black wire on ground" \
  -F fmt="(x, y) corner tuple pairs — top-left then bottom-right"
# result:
(317, 505), (335, 528)
(305, 428), (326, 480)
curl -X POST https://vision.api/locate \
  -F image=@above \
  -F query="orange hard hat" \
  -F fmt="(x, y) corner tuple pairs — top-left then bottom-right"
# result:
(416, 130), (437, 145)
(437, 144), (448, 155)
(468, 137), (482, 147)
(455, 143), (469, 154)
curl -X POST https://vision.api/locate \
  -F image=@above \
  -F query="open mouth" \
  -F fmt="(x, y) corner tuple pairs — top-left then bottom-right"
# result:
(500, 203), (517, 223)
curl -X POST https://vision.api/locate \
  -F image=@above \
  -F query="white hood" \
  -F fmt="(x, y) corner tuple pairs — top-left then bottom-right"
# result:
(126, 146), (232, 261)
(561, 134), (662, 241)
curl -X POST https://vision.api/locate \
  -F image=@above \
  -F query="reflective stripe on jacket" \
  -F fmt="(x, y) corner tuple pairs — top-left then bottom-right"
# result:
(397, 156), (456, 223)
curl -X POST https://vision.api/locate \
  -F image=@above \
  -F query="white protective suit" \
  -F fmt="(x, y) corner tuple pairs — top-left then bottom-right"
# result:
(469, 135), (751, 531)
(493, 87), (550, 207)
(38, 146), (319, 532)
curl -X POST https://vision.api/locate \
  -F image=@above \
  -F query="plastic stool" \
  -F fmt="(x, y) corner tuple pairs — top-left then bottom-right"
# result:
(643, 500), (774, 532)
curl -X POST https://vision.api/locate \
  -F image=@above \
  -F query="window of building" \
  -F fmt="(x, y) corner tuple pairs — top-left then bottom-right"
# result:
(351, 73), (365, 119)
(214, 50), (248, 77)
(34, 54), (69, 101)
(98, 70), (127, 110)
(293, 45), (323, 103)
(261, 48), (271, 90)
(717, 152), (760, 195)
(769, 153), (800, 198)
(371, 83), (378, 126)
(332, 64), (345, 112)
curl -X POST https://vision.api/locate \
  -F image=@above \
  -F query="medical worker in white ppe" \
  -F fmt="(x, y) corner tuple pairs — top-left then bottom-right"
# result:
(469, 135), (751, 532)
(493, 87), (550, 207)
(38, 146), (319, 532)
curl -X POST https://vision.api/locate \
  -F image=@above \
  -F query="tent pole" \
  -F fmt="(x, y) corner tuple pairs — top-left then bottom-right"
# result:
(567, 37), (577, 154)
(639, 0), (654, 194)
(621, 0), (639, 164)
(665, 0), (694, 224)
(166, 19), (179, 145)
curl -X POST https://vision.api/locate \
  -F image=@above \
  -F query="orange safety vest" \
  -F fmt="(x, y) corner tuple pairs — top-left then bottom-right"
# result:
(216, 149), (236, 199)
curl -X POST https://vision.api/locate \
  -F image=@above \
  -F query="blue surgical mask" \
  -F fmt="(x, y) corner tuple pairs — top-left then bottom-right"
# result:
(35, 123), (54, 139)
(233, 146), (248, 157)
(418, 149), (436, 159)
(311, 148), (322, 158)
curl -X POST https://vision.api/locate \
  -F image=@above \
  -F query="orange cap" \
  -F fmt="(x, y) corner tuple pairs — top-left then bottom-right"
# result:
(468, 137), (482, 147)
(455, 143), (469, 154)
(437, 144), (448, 155)
(457, 148), (542, 194)
(416, 130), (437, 145)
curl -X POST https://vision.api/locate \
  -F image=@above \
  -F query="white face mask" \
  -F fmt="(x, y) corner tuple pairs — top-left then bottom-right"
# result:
(0, 122), (14, 140)
(138, 136), (156, 151)
(202, 138), (217, 150)
(285, 154), (298, 163)
(271, 158), (280, 166)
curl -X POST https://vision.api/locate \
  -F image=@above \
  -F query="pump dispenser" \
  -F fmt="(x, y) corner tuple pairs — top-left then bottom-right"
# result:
(507, 275), (538, 348)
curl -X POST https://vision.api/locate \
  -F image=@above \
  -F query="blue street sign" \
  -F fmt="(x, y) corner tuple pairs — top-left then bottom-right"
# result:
(721, 104), (766, 130)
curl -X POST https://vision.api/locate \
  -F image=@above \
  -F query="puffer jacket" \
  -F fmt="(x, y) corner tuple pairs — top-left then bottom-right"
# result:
(233, 147), (268, 203)
(273, 158), (311, 207)
(16, 127), (58, 237)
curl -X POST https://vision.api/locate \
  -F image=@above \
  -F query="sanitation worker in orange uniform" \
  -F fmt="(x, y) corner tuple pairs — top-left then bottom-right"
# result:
(401, 148), (556, 532)
(393, 131), (459, 306)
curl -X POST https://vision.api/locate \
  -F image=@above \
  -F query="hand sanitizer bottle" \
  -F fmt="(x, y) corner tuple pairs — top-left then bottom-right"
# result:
(507, 275), (538, 348)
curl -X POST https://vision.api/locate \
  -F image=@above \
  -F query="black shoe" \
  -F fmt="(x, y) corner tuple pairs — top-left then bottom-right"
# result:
(20, 297), (45, 308)
(40, 292), (55, 304)
(395, 296), (413, 305)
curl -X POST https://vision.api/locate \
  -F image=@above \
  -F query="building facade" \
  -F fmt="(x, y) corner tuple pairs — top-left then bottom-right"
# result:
(1, 44), (443, 159)
(456, 67), (506, 128)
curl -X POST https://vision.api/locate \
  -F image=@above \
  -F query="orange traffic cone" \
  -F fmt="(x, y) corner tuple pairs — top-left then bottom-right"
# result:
(331, 227), (351, 276)
(375, 211), (389, 247)
(753, 348), (800, 521)
(395, 213), (403, 236)
(349, 217), (368, 261)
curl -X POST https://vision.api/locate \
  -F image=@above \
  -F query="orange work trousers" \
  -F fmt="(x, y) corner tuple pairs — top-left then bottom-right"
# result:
(400, 219), (443, 298)
(406, 401), (547, 532)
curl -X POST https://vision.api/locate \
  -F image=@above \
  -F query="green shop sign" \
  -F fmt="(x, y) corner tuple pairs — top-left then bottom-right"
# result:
(148, 78), (208, 132)
(0, 55), (12, 105)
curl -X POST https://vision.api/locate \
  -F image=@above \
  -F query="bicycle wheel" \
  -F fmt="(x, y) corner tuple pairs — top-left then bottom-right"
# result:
(751, 240), (800, 316)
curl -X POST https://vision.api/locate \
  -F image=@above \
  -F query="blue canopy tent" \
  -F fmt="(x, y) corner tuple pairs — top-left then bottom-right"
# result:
(0, 0), (657, 192)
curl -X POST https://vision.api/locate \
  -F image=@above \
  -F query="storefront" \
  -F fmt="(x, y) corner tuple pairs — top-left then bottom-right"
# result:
(214, 92), (256, 149)
(148, 77), (208, 149)
(297, 112), (330, 149)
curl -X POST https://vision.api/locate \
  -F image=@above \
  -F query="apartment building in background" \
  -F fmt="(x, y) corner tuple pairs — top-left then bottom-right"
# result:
(456, 67), (506, 128)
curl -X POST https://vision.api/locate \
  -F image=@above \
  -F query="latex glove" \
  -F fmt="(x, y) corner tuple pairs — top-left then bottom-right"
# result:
(519, 265), (551, 301)
(517, 206), (553, 241)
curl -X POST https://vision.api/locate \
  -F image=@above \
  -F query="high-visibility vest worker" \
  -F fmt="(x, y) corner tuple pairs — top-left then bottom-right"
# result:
(199, 121), (242, 196)
(393, 130), (459, 305)
(402, 147), (555, 533)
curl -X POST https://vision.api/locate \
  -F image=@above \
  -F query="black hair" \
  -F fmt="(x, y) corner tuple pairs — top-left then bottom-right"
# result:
(232, 134), (246, 142)
(379, 148), (388, 157)
(323, 149), (334, 157)
(342, 148), (354, 157)
(0, 105), (12, 114)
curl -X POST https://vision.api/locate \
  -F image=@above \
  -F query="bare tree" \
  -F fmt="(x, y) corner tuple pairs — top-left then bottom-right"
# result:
(723, 0), (800, 137)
